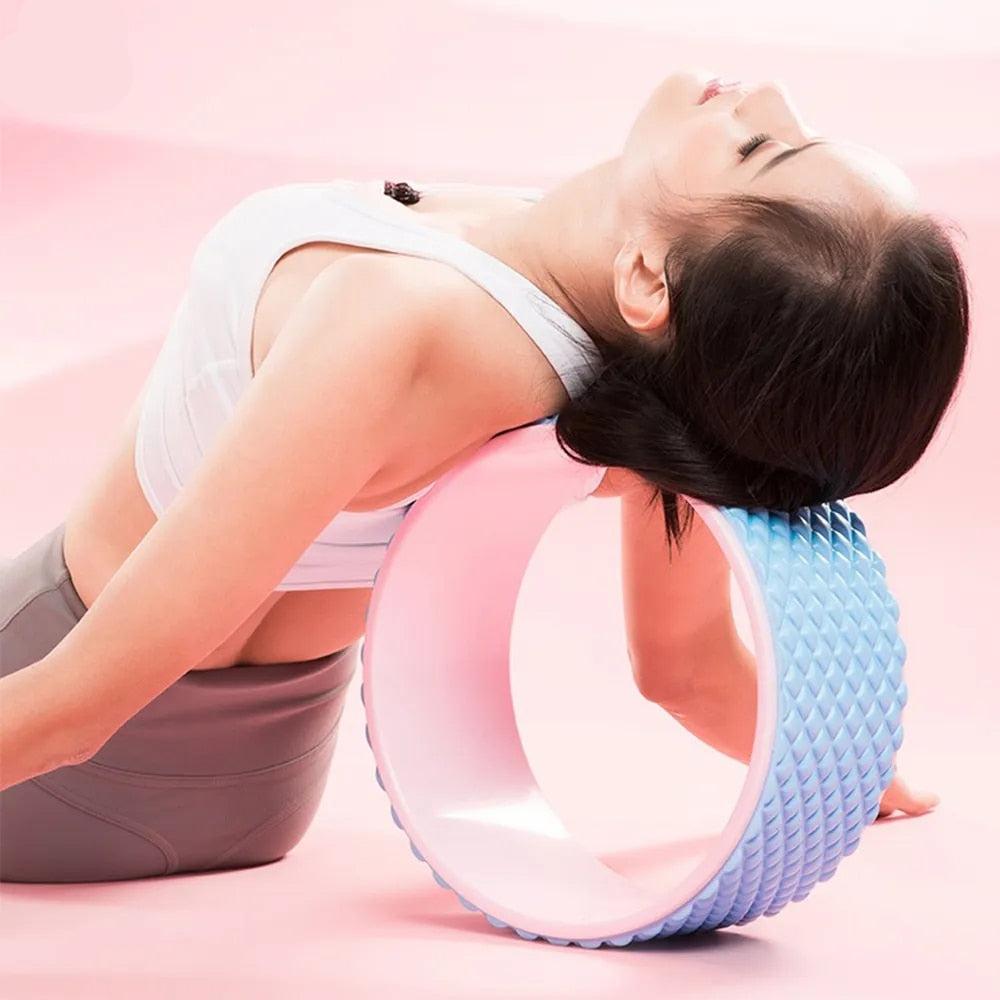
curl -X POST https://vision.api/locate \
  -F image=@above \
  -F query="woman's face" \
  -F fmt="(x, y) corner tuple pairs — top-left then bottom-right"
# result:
(620, 71), (917, 223)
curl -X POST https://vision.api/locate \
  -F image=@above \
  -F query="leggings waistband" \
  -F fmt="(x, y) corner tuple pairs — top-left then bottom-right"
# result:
(2, 522), (360, 777)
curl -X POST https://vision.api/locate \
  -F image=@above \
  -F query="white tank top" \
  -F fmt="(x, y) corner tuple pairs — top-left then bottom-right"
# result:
(133, 178), (602, 590)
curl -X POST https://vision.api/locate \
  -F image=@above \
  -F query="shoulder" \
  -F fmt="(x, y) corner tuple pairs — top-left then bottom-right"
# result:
(308, 251), (542, 436)
(309, 252), (499, 381)
(309, 252), (467, 337)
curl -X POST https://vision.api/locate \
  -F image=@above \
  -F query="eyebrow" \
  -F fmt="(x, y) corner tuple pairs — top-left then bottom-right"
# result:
(751, 139), (828, 180)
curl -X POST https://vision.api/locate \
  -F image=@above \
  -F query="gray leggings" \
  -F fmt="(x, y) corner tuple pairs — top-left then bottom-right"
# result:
(0, 523), (357, 883)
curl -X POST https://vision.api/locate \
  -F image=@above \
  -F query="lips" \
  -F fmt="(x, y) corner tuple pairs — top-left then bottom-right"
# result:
(698, 78), (742, 105)
(698, 78), (721, 104)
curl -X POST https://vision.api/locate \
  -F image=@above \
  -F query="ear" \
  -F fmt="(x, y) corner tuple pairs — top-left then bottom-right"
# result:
(613, 239), (670, 336)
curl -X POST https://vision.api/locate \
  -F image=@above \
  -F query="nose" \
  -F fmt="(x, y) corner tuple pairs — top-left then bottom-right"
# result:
(736, 79), (791, 111)
(735, 79), (813, 135)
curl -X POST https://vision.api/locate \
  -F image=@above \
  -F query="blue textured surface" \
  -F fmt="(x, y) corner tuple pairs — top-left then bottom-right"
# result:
(360, 495), (907, 947)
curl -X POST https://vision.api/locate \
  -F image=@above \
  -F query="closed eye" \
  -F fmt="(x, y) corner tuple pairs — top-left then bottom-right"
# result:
(738, 132), (773, 159)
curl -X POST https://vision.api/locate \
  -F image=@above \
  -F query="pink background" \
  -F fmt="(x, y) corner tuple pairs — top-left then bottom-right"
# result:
(1, 1), (997, 995)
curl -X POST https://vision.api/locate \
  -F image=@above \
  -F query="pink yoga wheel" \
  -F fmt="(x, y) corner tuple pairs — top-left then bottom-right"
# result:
(359, 416), (907, 947)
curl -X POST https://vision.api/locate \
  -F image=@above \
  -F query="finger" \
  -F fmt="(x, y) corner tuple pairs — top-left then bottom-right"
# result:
(877, 771), (941, 819)
(877, 790), (899, 817)
(877, 777), (903, 817)
(879, 786), (940, 818)
(892, 775), (939, 812)
(899, 790), (941, 815)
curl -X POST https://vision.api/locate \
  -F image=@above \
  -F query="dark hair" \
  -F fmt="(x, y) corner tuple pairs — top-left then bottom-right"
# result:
(553, 193), (971, 556)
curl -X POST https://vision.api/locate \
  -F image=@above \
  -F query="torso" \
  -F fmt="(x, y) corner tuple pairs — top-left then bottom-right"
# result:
(61, 182), (570, 671)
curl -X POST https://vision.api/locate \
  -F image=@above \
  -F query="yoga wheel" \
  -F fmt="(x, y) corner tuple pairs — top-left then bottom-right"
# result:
(359, 416), (907, 947)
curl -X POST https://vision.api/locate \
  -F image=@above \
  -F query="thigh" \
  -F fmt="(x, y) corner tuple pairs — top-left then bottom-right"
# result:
(0, 659), (353, 883)
(1, 527), (358, 882)
(2, 722), (342, 883)
(0, 523), (85, 674)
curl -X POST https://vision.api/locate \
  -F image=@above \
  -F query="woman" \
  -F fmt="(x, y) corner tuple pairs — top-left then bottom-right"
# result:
(0, 72), (966, 882)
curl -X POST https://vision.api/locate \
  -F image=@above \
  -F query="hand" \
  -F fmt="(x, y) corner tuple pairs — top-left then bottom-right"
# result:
(877, 772), (940, 819)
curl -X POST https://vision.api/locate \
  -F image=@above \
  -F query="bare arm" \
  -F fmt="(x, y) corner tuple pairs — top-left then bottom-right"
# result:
(584, 467), (755, 755)
(577, 473), (753, 772)
(607, 469), (938, 815)
(0, 256), (440, 789)
(609, 472), (743, 706)
(622, 484), (937, 815)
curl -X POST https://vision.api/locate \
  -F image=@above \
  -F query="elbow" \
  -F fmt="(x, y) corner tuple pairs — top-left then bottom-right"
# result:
(627, 644), (698, 708)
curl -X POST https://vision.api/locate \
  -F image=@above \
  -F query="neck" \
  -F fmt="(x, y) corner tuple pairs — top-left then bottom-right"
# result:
(464, 157), (635, 347)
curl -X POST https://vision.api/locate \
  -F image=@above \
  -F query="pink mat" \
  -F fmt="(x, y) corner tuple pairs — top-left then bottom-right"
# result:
(1, 1), (996, 995)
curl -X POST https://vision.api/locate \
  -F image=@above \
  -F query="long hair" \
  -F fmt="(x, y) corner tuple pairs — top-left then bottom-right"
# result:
(553, 193), (971, 557)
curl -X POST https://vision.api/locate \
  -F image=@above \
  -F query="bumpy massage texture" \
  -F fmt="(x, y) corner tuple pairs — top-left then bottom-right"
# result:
(359, 417), (906, 947)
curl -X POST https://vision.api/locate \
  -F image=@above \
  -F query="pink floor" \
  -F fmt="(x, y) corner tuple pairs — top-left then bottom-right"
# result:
(1, 2), (997, 996)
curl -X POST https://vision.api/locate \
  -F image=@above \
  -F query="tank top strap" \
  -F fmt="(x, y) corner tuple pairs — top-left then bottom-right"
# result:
(288, 180), (603, 400)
